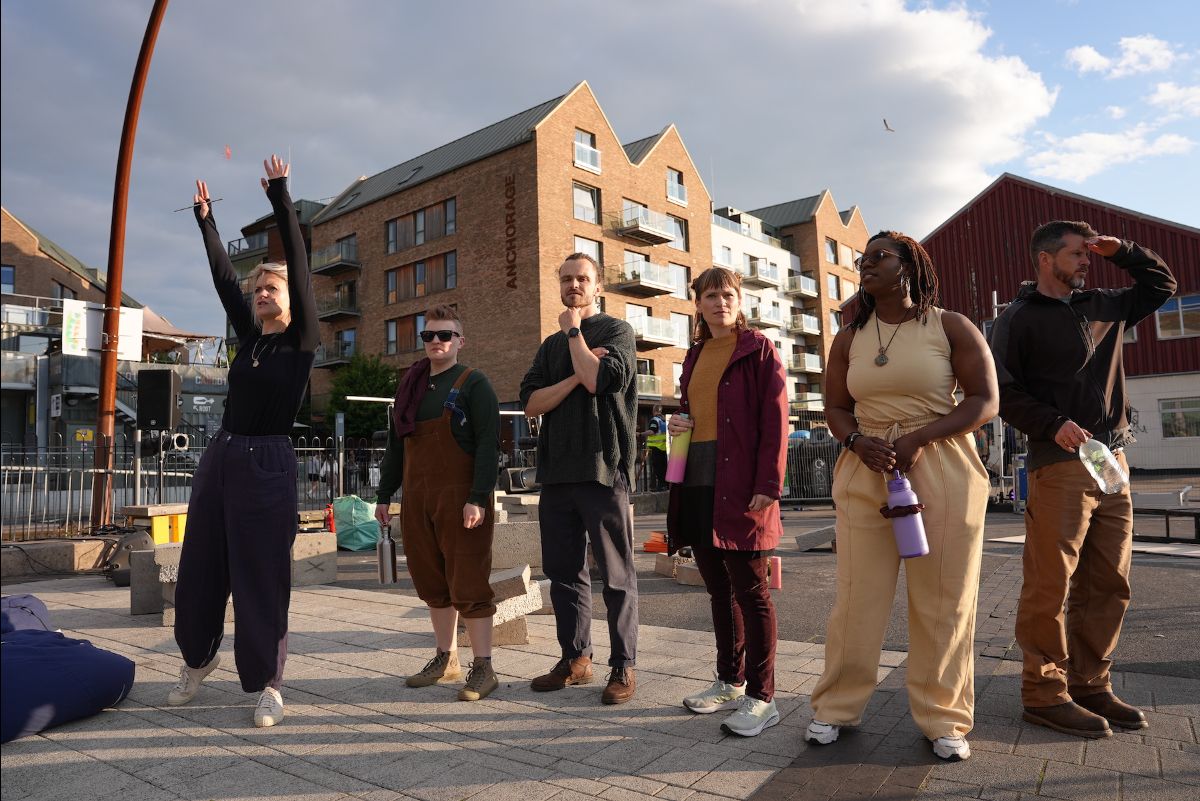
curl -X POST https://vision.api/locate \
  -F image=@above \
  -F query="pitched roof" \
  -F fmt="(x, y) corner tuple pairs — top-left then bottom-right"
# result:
(241, 197), (327, 234)
(313, 92), (569, 224)
(748, 193), (825, 229)
(8, 211), (143, 308)
(622, 132), (664, 165)
(839, 209), (855, 225)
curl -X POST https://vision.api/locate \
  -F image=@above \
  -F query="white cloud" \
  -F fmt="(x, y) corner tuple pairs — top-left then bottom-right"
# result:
(1105, 106), (1127, 119)
(1027, 123), (1194, 181)
(1147, 82), (1200, 118)
(1066, 35), (1182, 78)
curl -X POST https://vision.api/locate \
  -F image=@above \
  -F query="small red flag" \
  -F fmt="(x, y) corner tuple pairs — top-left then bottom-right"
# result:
(224, 145), (232, 160)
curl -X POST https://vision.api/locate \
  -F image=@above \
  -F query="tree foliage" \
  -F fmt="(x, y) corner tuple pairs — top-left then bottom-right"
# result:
(327, 353), (398, 439)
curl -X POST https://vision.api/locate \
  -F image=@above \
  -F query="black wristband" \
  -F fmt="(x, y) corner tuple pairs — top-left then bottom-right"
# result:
(844, 432), (863, 450)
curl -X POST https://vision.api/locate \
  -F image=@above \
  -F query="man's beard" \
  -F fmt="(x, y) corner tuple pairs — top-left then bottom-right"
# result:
(1053, 266), (1086, 290)
(563, 292), (593, 308)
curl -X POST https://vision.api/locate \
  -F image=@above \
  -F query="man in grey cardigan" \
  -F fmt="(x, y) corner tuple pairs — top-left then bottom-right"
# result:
(520, 252), (640, 705)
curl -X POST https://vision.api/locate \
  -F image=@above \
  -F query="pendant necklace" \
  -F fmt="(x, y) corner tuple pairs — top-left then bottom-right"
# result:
(250, 333), (278, 368)
(873, 309), (913, 366)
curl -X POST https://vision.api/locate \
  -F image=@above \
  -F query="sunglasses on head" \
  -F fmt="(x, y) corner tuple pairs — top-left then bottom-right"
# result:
(420, 330), (461, 343)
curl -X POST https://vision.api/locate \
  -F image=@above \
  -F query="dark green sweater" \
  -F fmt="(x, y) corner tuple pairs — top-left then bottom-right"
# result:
(375, 364), (500, 507)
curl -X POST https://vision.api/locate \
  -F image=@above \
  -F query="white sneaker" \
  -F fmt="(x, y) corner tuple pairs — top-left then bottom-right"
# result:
(931, 735), (971, 761)
(683, 676), (746, 714)
(720, 696), (780, 737)
(805, 719), (840, 745)
(166, 654), (221, 706)
(254, 687), (284, 728)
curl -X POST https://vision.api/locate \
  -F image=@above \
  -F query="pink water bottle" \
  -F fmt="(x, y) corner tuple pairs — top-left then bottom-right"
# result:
(886, 470), (929, 558)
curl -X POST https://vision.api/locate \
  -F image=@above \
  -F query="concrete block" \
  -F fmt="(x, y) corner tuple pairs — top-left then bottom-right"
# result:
(675, 562), (705, 586)
(531, 579), (553, 614)
(654, 553), (690, 578)
(293, 531), (336, 560)
(130, 550), (162, 615)
(292, 531), (338, 586)
(459, 616), (527, 647)
(1, 539), (111, 578)
(493, 582), (543, 625)
(489, 564), (531, 601)
(490, 520), (542, 570)
(795, 525), (835, 552)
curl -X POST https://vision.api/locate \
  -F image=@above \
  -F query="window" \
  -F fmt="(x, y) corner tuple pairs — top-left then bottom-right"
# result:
(672, 363), (683, 396)
(386, 252), (456, 302)
(825, 238), (838, 264)
(1, 264), (14, 294)
(1155, 294), (1200, 339)
(574, 236), (602, 265)
(853, 249), (864, 266)
(668, 263), (689, 300)
(719, 245), (733, 266)
(826, 274), (840, 300)
(415, 261), (426, 296)
(842, 279), (856, 300)
(445, 251), (457, 290)
(1160, 397), (1200, 438)
(385, 319), (397, 355)
(636, 358), (653, 375)
(385, 220), (398, 254)
(386, 270), (397, 304)
(839, 243), (854, 268)
(427, 252), (457, 293)
(1123, 326), (1137, 344)
(53, 282), (77, 301)
(670, 312), (691, 346)
(667, 215), (688, 251)
(574, 129), (601, 172)
(573, 184), (600, 224)
(667, 168), (687, 205)
(624, 250), (649, 279)
(445, 198), (456, 234)
(335, 328), (356, 357)
(334, 279), (357, 310)
(625, 303), (649, 320)
(829, 310), (841, 335)
(415, 209), (426, 246)
(384, 198), (455, 255)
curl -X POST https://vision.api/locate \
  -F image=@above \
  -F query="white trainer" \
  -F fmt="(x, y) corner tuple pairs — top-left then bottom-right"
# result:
(720, 696), (780, 737)
(931, 735), (971, 761)
(804, 720), (840, 745)
(254, 687), (284, 728)
(683, 676), (746, 714)
(166, 654), (221, 706)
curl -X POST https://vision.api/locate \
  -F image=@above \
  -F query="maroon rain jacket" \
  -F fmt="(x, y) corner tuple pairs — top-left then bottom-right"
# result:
(666, 328), (789, 551)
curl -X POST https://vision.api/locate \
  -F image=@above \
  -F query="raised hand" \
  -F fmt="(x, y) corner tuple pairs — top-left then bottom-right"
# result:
(193, 179), (211, 219)
(261, 154), (289, 192)
(1085, 236), (1122, 258)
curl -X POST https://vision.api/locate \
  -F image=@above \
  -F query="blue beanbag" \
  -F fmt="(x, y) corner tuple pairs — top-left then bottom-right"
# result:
(1, 597), (136, 743)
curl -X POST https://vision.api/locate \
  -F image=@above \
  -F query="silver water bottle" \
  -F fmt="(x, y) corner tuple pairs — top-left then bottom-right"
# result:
(377, 521), (398, 584)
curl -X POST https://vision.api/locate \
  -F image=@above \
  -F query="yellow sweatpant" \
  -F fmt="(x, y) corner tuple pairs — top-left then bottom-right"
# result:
(811, 419), (988, 739)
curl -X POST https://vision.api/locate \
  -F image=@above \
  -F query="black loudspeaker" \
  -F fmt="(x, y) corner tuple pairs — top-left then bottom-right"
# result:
(136, 369), (181, 431)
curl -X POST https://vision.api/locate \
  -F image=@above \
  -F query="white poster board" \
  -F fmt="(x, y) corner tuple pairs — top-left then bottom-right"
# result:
(62, 299), (143, 361)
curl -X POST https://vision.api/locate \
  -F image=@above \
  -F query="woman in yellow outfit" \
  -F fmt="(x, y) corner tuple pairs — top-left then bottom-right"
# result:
(807, 231), (997, 761)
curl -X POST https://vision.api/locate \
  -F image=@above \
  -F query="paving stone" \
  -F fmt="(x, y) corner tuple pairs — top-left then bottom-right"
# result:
(928, 751), (1043, 794)
(640, 748), (730, 788)
(1159, 748), (1200, 786)
(688, 760), (776, 798)
(1012, 723), (1086, 765)
(1082, 737), (1161, 777)
(1120, 773), (1200, 801)
(1036, 761), (1120, 801)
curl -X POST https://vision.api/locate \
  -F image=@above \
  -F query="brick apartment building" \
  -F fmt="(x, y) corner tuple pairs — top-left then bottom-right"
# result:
(304, 81), (714, 419)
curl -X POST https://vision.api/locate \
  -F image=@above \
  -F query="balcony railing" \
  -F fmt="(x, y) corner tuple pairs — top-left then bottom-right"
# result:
(574, 142), (601, 172)
(791, 392), (824, 412)
(314, 340), (355, 367)
(317, 293), (360, 321)
(605, 261), (675, 297)
(744, 257), (781, 288)
(785, 274), (818, 297)
(311, 239), (360, 275)
(789, 313), (820, 336)
(630, 316), (687, 349)
(614, 207), (675, 245)
(636, 374), (663, 398)
(667, 181), (687, 205)
(788, 353), (823, 373)
(710, 214), (783, 248)
(746, 305), (785, 329)
(226, 232), (268, 258)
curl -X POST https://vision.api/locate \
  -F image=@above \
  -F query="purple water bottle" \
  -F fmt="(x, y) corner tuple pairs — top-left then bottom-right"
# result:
(886, 470), (929, 558)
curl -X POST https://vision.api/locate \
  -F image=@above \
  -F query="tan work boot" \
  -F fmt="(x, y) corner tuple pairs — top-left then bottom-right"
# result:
(530, 656), (593, 692)
(406, 650), (462, 688)
(458, 657), (499, 701)
(602, 666), (636, 705)
(1023, 701), (1112, 738)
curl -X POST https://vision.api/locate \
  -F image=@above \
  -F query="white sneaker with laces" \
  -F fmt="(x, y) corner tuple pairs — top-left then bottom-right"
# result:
(804, 720), (840, 745)
(720, 696), (780, 737)
(254, 687), (284, 728)
(683, 676), (746, 714)
(931, 734), (971, 761)
(166, 654), (221, 706)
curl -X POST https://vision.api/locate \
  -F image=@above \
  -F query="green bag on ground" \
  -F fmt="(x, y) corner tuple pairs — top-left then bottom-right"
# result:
(333, 495), (378, 551)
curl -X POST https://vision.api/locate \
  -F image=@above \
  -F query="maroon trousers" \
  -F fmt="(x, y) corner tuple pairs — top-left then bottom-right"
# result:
(692, 546), (777, 702)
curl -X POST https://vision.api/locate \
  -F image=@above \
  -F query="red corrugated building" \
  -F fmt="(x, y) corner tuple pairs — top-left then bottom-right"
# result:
(921, 173), (1198, 471)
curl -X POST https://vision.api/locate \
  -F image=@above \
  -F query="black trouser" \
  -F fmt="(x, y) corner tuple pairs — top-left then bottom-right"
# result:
(539, 475), (638, 668)
(649, 449), (667, 491)
(174, 431), (298, 692)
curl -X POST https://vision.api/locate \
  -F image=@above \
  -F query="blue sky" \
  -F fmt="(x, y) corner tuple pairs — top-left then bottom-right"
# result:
(1, 0), (1196, 337)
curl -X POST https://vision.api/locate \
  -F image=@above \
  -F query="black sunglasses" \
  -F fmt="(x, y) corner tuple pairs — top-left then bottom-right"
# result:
(420, 330), (461, 343)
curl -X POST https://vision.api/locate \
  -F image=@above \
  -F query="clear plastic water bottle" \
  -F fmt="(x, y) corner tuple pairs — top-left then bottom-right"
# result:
(1078, 439), (1128, 494)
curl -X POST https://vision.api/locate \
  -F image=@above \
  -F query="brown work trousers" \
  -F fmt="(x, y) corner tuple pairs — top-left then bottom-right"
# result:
(400, 370), (495, 618)
(1016, 452), (1132, 707)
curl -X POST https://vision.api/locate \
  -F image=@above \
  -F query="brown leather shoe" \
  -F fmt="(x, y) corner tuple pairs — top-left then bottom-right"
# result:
(1023, 702), (1112, 739)
(530, 656), (593, 692)
(1075, 692), (1148, 730)
(602, 667), (636, 705)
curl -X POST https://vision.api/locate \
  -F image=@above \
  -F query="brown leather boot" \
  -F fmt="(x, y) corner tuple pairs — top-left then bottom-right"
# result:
(1023, 702), (1112, 738)
(530, 656), (593, 692)
(1075, 692), (1148, 730)
(602, 667), (636, 705)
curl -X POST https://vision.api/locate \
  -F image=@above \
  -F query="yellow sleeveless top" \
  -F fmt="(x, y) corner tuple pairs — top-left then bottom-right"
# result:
(846, 307), (957, 424)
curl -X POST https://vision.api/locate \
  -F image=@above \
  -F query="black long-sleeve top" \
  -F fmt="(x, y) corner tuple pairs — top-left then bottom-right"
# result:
(197, 177), (318, 436)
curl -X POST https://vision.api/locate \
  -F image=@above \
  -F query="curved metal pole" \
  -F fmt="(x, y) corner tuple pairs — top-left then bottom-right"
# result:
(91, 0), (170, 527)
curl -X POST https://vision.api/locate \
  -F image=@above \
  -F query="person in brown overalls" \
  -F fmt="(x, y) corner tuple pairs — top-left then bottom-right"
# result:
(376, 305), (501, 701)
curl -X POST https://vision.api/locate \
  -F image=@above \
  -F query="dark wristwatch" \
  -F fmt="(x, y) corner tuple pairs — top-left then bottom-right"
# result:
(844, 432), (863, 451)
(568, 327), (581, 339)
